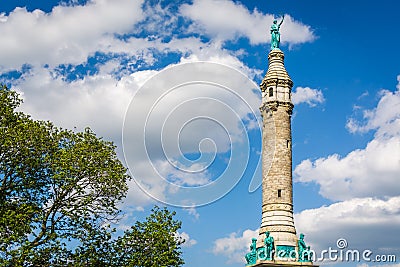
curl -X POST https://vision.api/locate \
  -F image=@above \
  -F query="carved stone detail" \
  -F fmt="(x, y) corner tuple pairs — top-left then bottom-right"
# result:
(262, 203), (293, 212)
(268, 49), (285, 61)
(260, 225), (296, 234)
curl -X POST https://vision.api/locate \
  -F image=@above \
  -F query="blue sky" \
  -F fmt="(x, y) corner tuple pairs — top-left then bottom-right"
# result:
(0, 0), (399, 266)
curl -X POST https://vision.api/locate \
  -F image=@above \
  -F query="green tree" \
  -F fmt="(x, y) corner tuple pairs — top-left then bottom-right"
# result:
(72, 206), (185, 267)
(0, 87), (184, 267)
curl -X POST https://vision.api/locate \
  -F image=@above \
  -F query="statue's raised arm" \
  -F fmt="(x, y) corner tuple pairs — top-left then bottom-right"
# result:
(278, 15), (285, 28)
(270, 15), (284, 50)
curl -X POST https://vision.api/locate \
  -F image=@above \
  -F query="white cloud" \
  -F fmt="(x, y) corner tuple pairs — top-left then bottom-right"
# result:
(214, 197), (400, 264)
(14, 66), (153, 142)
(114, 206), (145, 231)
(184, 206), (200, 220)
(123, 160), (168, 207)
(212, 228), (259, 264)
(293, 79), (400, 263)
(292, 86), (325, 106)
(6, 4), (265, 206)
(295, 79), (400, 201)
(14, 63), (260, 209)
(295, 196), (400, 260)
(180, 0), (315, 46)
(0, 0), (317, 71)
(294, 136), (400, 201)
(346, 85), (400, 138)
(154, 160), (212, 187)
(0, 0), (144, 69)
(14, 53), (262, 209)
(3, 0), (315, 209)
(175, 231), (197, 247)
(0, 0), (316, 72)
(13, 66), (161, 208)
(122, 61), (261, 206)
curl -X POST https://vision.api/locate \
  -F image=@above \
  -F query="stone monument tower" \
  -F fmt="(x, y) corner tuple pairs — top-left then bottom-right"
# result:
(244, 16), (317, 267)
(259, 39), (297, 252)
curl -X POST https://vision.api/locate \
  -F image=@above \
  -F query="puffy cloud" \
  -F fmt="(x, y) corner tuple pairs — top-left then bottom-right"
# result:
(175, 231), (197, 247)
(13, 66), (161, 208)
(292, 86), (325, 106)
(3, 0), (316, 209)
(122, 61), (261, 207)
(294, 136), (400, 201)
(14, 51), (262, 210)
(15, 60), (261, 209)
(14, 66), (153, 142)
(184, 206), (200, 220)
(211, 78), (400, 264)
(180, 0), (315, 45)
(346, 84), (400, 138)
(212, 229), (259, 264)
(0, 0), (144, 69)
(5, 2), (261, 208)
(294, 79), (400, 201)
(0, 0), (316, 72)
(295, 197), (400, 262)
(213, 197), (400, 264)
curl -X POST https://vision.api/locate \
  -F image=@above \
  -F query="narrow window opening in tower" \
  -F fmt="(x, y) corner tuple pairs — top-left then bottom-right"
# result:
(269, 87), (273, 97)
(287, 140), (290, 148)
(278, 189), (282, 197)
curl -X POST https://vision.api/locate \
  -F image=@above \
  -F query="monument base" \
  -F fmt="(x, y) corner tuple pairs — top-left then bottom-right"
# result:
(250, 260), (318, 267)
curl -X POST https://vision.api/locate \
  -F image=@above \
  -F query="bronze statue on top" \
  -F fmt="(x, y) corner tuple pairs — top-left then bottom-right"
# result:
(270, 15), (284, 49)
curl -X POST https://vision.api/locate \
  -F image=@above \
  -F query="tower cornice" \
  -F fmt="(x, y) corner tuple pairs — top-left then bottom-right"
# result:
(259, 49), (294, 109)
(260, 49), (293, 91)
(260, 78), (293, 92)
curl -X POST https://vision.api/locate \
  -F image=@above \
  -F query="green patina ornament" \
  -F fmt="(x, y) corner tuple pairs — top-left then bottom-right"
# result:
(245, 238), (258, 265)
(298, 233), (313, 262)
(264, 231), (274, 260)
(270, 15), (284, 49)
